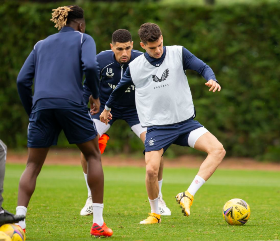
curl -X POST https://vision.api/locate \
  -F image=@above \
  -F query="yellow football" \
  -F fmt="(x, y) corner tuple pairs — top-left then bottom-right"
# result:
(223, 198), (250, 225)
(0, 224), (25, 241)
(0, 231), (12, 241)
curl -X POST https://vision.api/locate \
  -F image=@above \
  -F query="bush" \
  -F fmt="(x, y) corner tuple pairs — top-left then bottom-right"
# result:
(0, 1), (279, 160)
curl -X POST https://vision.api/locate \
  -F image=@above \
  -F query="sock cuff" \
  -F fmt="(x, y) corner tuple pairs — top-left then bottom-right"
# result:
(148, 197), (159, 202)
(92, 203), (104, 208)
(196, 175), (206, 183)
(158, 179), (163, 184)
(16, 206), (27, 212)
(16, 206), (27, 216)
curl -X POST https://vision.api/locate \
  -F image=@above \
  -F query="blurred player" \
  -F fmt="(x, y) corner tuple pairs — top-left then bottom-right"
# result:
(100, 23), (226, 224)
(0, 140), (25, 226)
(16, 5), (112, 237)
(81, 29), (171, 216)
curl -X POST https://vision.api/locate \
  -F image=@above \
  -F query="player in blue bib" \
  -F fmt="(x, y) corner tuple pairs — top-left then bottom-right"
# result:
(100, 23), (226, 224)
(16, 5), (112, 237)
(81, 29), (171, 216)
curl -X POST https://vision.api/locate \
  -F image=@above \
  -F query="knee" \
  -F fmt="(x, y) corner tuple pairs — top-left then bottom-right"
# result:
(146, 167), (159, 180)
(209, 143), (226, 160)
(145, 160), (159, 180)
(83, 150), (101, 162)
(26, 162), (43, 176)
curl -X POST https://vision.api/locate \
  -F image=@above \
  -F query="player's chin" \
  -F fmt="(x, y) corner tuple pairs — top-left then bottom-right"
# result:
(119, 58), (129, 63)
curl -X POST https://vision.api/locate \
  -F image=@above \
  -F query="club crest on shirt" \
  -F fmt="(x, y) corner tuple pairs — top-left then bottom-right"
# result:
(106, 68), (114, 77)
(152, 69), (169, 82)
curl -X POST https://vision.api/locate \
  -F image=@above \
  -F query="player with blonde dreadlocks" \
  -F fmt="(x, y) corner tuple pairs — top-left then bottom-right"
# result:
(50, 5), (84, 30)
(16, 5), (113, 238)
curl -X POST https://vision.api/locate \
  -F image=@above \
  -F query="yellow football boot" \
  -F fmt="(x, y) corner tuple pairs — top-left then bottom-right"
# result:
(140, 213), (161, 224)
(175, 191), (194, 216)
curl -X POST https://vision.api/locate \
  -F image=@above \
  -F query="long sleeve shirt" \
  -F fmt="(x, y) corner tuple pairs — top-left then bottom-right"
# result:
(83, 49), (142, 107)
(105, 46), (217, 109)
(17, 26), (99, 116)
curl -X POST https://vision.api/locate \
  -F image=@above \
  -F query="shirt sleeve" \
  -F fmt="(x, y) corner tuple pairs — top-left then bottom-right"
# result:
(17, 50), (35, 116)
(81, 35), (100, 99)
(82, 79), (92, 104)
(183, 47), (217, 82)
(105, 66), (133, 109)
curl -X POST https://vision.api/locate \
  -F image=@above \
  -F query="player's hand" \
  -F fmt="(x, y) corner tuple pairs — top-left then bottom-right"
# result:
(100, 110), (112, 125)
(89, 95), (100, 115)
(205, 79), (221, 92)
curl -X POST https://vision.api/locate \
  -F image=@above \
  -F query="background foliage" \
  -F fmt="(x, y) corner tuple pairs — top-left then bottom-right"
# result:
(0, 1), (279, 160)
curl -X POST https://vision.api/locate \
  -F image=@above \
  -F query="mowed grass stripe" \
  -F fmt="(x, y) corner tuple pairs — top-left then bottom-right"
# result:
(3, 164), (280, 240)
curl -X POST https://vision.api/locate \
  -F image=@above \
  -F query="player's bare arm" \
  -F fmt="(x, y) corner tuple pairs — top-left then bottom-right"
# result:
(205, 79), (221, 92)
(89, 95), (101, 115)
(100, 109), (112, 125)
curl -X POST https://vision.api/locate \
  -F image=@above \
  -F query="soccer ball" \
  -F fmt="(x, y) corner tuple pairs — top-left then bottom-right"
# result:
(0, 231), (12, 241)
(223, 198), (250, 225)
(0, 224), (25, 241)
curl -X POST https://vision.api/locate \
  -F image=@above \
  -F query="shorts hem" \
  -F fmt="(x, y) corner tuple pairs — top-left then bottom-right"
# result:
(27, 143), (54, 148)
(68, 133), (97, 145)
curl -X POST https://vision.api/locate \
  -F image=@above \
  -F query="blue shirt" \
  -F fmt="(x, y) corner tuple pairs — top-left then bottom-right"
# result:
(17, 26), (100, 116)
(106, 46), (217, 109)
(83, 49), (142, 107)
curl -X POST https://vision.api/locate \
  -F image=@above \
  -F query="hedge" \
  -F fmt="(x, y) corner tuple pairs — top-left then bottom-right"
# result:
(0, 1), (279, 160)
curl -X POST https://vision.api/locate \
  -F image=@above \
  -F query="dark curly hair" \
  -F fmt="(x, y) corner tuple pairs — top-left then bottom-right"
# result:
(138, 23), (162, 44)
(112, 29), (132, 44)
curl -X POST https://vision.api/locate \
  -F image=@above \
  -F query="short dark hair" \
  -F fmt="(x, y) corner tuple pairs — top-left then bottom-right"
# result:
(138, 23), (162, 44)
(51, 5), (84, 30)
(112, 29), (132, 44)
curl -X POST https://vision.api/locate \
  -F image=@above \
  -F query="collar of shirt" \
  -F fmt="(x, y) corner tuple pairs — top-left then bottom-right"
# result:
(60, 26), (75, 33)
(144, 46), (166, 67)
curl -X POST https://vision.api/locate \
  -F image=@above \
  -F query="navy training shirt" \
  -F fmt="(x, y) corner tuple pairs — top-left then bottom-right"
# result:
(17, 26), (100, 116)
(83, 49), (143, 107)
(105, 46), (217, 109)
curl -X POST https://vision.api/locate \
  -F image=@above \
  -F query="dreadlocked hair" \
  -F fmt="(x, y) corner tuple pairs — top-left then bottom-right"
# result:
(50, 5), (84, 30)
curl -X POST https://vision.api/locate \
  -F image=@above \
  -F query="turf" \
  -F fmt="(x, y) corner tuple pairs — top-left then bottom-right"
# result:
(3, 164), (280, 240)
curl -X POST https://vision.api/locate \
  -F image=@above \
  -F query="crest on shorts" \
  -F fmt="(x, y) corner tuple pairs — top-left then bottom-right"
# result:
(106, 68), (114, 77)
(148, 138), (155, 146)
(152, 69), (169, 82)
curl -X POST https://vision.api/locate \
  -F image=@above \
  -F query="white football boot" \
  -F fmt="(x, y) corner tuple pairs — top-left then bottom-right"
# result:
(158, 195), (171, 216)
(80, 196), (93, 216)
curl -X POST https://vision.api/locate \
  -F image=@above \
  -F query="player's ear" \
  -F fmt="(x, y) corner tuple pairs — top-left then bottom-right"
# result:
(131, 41), (134, 49)
(110, 43), (113, 50)
(140, 42), (145, 50)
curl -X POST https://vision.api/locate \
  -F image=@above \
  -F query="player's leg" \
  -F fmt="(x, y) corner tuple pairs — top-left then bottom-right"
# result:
(16, 147), (49, 230)
(176, 125), (226, 216)
(195, 132), (225, 180)
(59, 108), (112, 237)
(77, 137), (112, 237)
(140, 124), (178, 224)
(0, 140), (25, 226)
(80, 118), (111, 216)
(0, 140), (7, 211)
(131, 123), (171, 215)
(16, 110), (59, 231)
(140, 149), (163, 224)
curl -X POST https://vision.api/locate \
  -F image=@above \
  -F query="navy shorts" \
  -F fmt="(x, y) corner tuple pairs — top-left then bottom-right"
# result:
(144, 118), (205, 153)
(28, 107), (97, 148)
(92, 105), (140, 127)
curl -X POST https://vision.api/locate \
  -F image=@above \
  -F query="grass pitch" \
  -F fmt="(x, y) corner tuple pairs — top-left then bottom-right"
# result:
(3, 164), (280, 240)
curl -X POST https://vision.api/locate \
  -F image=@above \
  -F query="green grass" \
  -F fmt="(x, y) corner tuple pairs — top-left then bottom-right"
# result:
(3, 164), (280, 240)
